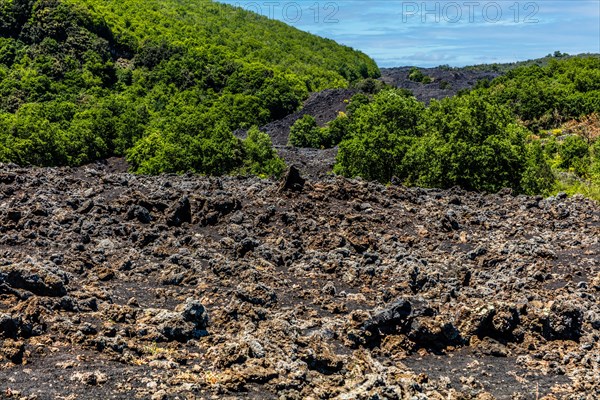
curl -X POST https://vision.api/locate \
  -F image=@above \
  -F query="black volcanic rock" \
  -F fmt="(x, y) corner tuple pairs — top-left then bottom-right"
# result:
(279, 165), (305, 192)
(380, 66), (502, 103)
(0, 161), (597, 398)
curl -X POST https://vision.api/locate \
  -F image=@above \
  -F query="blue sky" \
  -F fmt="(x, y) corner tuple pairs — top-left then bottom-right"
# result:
(218, 0), (600, 67)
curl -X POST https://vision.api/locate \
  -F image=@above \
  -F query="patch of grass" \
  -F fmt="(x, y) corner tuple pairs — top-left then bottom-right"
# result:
(143, 342), (171, 357)
(553, 172), (600, 202)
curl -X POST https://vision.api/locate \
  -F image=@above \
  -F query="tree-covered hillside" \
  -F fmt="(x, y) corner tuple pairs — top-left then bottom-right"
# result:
(461, 51), (597, 73)
(327, 56), (600, 196)
(451, 56), (598, 133)
(0, 0), (379, 174)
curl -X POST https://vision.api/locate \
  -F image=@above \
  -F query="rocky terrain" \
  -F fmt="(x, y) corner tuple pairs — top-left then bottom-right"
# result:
(0, 160), (599, 399)
(379, 67), (501, 103)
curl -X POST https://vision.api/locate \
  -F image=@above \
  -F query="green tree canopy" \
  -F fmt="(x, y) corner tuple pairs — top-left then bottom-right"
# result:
(0, 0), (379, 175)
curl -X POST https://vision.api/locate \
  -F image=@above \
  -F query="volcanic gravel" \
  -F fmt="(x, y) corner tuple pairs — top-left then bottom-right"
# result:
(0, 161), (599, 399)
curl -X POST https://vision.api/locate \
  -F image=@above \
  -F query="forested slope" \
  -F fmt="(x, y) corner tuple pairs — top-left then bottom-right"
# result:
(0, 0), (379, 173)
(287, 56), (600, 196)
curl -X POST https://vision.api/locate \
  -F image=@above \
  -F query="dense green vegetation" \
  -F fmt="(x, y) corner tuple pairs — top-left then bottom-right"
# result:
(334, 56), (600, 197)
(459, 51), (598, 73)
(334, 89), (533, 192)
(539, 117), (600, 199)
(0, 0), (597, 199)
(288, 115), (322, 149)
(0, 0), (378, 175)
(482, 57), (600, 131)
(288, 112), (350, 149)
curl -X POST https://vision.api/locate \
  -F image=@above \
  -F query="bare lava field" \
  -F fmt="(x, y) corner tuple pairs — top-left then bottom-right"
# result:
(0, 158), (598, 400)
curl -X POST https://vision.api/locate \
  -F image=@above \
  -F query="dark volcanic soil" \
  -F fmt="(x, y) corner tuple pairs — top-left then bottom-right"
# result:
(380, 67), (501, 103)
(0, 161), (599, 399)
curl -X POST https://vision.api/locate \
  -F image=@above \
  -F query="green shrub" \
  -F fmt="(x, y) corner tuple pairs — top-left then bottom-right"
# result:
(408, 67), (425, 82)
(404, 94), (529, 192)
(334, 89), (424, 183)
(126, 122), (243, 175)
(5, 104), (69, 167)
(521, 141), (556, 195)
(346, 93), (371, 115)
(324, 112), (350, 147)
(335, 91), (532, 192)
(288, 115), (324, 148)
(480, 56), (600, 129)
(288, 112), (351, 149)
(355, 78), (385, 94)
(408, 67), (432, 84)
(558, 135), (590, 176)
(241, 127), (286, 178)
(126, 132), (194, 175)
